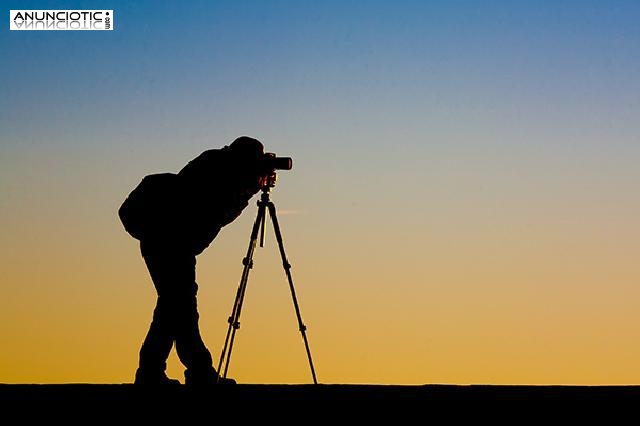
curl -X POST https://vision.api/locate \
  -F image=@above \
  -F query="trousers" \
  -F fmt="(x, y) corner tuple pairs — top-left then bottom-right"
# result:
(137, 243), (214, 376)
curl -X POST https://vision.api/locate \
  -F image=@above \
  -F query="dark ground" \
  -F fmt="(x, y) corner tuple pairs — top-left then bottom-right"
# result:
(1, 383), (638, 421)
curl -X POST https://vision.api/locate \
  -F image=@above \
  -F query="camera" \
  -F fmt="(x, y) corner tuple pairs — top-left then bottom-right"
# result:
(256, 153), (292, 189)
(258, 152), (293, 171)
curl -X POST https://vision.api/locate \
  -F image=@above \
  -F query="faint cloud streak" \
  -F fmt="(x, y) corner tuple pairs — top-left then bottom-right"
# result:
(276, 209), (302, 216)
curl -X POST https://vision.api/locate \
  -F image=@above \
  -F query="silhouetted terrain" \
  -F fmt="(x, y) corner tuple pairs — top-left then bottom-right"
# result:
(1, 384), (638, 421)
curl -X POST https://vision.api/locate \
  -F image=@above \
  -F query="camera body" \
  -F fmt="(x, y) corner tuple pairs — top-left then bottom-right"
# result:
(259, 152), (292, 171)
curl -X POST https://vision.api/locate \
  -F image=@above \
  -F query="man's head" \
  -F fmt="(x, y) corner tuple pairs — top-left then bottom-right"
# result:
(228, 136), (264, 161)
(228, 136), (267, 195)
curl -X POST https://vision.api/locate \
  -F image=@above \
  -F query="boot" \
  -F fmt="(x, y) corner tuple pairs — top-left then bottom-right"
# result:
(134, 367), (182, 385)
(184, 367), (236, 386)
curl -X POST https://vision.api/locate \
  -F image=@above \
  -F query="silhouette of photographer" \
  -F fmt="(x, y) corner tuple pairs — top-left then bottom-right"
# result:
(119, 136), (269, 385)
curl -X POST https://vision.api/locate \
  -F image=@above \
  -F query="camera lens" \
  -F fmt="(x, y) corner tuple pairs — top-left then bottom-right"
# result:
(273, 157), (292, 170)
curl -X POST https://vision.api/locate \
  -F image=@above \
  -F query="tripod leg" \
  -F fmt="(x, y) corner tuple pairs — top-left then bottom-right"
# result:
(266, 201), (318, 384)
(216, 201), (266, 380)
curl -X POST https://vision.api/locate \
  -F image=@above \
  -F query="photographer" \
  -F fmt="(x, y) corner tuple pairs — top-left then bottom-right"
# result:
(119, 136), (269, 386)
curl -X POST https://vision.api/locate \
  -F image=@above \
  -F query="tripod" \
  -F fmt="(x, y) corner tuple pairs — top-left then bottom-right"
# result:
(216, 181), (318, 384)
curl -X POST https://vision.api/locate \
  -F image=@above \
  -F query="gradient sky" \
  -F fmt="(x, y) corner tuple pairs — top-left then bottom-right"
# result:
(1, 0), (639, 385)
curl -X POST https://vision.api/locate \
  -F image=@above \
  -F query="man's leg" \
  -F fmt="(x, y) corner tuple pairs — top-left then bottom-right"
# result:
(173, 280), (220, 385)
(135, 297), (179, 384)
(134, 246), (183, 385)
(169, 256), (235, 384)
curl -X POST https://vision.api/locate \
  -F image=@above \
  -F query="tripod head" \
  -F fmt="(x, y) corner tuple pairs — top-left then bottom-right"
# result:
(256, 172), (277, 245)
(258, 171), (278, 193)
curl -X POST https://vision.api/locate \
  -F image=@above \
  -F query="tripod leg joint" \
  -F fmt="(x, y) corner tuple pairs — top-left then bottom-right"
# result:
(243, 257), (254, 268)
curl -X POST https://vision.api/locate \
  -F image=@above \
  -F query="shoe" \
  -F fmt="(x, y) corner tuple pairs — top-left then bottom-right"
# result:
(134, 368), (182, 386)
(217, 376), (237, 385)
(184, 368), (237, 386)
